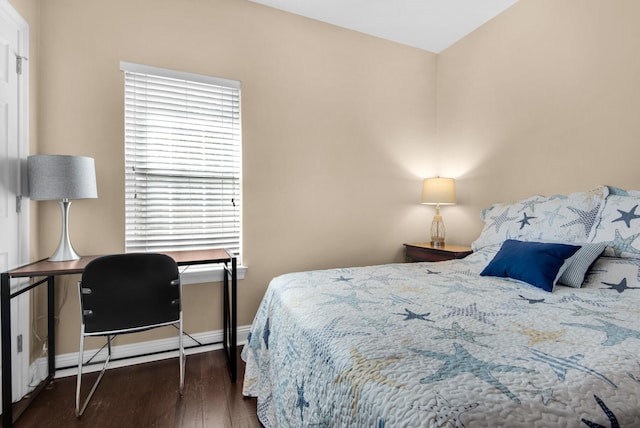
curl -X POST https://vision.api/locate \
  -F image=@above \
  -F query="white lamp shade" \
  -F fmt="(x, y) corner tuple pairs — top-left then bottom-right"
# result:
(421, 177), (456, 205)
(27, 155), (98, 200)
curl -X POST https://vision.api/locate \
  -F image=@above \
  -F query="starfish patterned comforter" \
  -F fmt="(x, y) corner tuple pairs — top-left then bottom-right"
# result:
(241, 248), (640, 427)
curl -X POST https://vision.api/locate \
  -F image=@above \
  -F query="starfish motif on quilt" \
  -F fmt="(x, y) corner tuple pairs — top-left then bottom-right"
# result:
(306, 406), (334, 428)
(556, 293), (608, 308)
(526, 381), (557, 406)
(304, 414), (333, 428)
(508, 323), (568, 346)
(334, 347), (403, 414)
(389, 293), (414, 306)
(561, 318), (640, 347)
(518, 212), (536, 229)
(612, 204), (640, 228)
(295, 378), (310, 422)
(526, 348), (616, 388)
(450, 269), (478, 279)
(358, 315), (394, 335)
(601, 277), (640, 293)
(281, 335), (303, 368)
(609, 229), (640, 257)
(262, 318), (271, 349)
(561, 205), (601, 237)
(313, 317), (371, 341)
(410, 391), (479, 428)
(344, 281), (379, 295)
(565, 304), (620, 321)
(542, 206), (567, 227)
(411, 343), (533, 403)
(429, 321), (493, 347)
(257, 393), (273, 422)
(515, 294), (548, 305)
(519, 199), (540, 213)
(440, 302), (515, 326)
(581, 395), (620, 428)
(395, 307), (435, 322)
(486, 208), (518, 233)
(628, 361), (640, 384)
(321, 291), (377, 310)
(333, 275), (353, 283)
(439, 282), (483, 297)
(365, 273), (396, 286)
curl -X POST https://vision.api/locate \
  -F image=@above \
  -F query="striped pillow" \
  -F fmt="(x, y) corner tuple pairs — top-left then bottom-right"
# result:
(558, 242), (607, 287)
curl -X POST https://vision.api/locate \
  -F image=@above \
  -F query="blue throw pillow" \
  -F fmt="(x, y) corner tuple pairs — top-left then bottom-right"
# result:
(480, 239), (581, 292)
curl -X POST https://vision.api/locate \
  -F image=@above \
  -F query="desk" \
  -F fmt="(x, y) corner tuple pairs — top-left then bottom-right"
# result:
(1, 249), (237, 427)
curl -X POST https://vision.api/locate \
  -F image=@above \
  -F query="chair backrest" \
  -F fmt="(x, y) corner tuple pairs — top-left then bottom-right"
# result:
(79, 253), (180, 334)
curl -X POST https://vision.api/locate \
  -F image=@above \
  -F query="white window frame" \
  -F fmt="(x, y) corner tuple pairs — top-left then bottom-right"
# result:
(120, 62), (245, 283)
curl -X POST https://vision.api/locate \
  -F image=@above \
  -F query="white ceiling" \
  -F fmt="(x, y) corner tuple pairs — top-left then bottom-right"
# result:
(249, 0), (520, 53)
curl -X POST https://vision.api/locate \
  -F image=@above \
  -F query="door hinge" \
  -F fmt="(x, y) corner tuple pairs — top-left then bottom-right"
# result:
(17, 334), (22, 353)
(16, 55), (28, 75)
(16, 195), (22, 213)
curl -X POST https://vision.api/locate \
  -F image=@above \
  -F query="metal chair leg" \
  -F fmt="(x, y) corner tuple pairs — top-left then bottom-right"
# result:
(75, 335), (112, 417)
(179, 314), (185, 396)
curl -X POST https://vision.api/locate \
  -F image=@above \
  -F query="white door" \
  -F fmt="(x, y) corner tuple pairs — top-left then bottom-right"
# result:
(0, 0), (30, 405)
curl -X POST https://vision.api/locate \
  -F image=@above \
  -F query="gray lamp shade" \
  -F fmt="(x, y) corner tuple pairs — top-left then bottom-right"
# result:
(27, 155), (98, 200)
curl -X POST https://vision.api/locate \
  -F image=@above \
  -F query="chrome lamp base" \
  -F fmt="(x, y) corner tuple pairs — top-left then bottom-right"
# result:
(49, 199), (80, 262)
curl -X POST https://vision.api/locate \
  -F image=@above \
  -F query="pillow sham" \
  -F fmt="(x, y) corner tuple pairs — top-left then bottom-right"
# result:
(472, 195), (544, 251)
(472, 186), (609, 251)
(480, 239), (580, 292)
(557, 241), (607, 288)
(583, 256), (640, 292)
(591, 188), (640, 259)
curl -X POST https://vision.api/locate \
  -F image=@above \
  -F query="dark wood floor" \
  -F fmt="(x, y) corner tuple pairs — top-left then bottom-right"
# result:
(12, 348), (262, 428)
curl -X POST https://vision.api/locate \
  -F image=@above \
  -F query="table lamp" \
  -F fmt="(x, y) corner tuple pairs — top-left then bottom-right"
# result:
(27, 155), (98, 261)
(421, 177), (456, 247)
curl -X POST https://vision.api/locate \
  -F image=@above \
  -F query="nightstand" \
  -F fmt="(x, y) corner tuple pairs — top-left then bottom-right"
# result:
(403, 243), (473, 262)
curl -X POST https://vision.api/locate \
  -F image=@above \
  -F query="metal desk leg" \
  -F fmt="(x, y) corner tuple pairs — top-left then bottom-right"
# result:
(2, 272), (14, 428)
(223, 262), (229, 373)
(221, 258), (237, 383)
(230, 257), (237, 383)
(47, 276), (55, 377)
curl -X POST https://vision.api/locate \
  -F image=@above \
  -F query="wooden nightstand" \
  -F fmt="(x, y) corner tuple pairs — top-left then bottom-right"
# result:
(403, 243), (473, 262)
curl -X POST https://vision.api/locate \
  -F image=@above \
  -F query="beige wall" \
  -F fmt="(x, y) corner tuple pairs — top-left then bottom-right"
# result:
(438, 0), (640, 246)
(12, 0), (437, 354)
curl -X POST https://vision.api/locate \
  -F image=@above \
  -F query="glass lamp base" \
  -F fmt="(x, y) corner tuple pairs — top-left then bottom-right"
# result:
(430, 213), (446, 248)
(430, 238), (445, 248)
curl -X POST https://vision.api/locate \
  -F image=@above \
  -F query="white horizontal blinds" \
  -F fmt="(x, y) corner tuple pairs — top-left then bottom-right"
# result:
(122, 63), (241, 255)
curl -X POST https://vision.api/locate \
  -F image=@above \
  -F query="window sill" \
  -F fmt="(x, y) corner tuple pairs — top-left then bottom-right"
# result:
(178, 263), (247, 285)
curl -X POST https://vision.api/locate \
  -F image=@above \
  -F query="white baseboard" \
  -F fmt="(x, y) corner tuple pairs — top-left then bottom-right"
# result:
(28, 325), (251, 386)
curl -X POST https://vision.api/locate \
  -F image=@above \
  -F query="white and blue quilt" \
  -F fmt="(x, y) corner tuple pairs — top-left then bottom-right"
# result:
(242, 248), (640, 427)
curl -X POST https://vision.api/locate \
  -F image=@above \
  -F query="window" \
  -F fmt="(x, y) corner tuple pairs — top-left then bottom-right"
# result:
(121, 62), (241, 260)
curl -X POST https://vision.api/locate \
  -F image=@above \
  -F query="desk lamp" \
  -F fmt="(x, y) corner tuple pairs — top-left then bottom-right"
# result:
(421, 177), (456, 247)
(27, 155), (98, 261)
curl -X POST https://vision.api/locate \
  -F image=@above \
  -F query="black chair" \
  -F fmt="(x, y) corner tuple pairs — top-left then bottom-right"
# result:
(75, 253), (184, 416)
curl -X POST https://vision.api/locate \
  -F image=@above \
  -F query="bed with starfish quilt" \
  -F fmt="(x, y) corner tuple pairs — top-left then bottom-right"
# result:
(242, 186), (640, 427)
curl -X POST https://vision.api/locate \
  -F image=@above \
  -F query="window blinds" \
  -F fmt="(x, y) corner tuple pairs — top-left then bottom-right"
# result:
(121, 62), (241, 255)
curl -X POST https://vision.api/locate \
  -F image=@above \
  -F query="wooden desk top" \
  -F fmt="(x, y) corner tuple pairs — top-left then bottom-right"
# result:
(6, 248), (235, 278)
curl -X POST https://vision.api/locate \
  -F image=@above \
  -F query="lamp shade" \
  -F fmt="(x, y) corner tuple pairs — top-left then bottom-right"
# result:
(27, 155), (98, 200)
(421, 177), (456, 205)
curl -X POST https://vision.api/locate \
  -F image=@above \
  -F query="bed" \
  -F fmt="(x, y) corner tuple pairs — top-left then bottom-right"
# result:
(242, 185), (640, 427)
